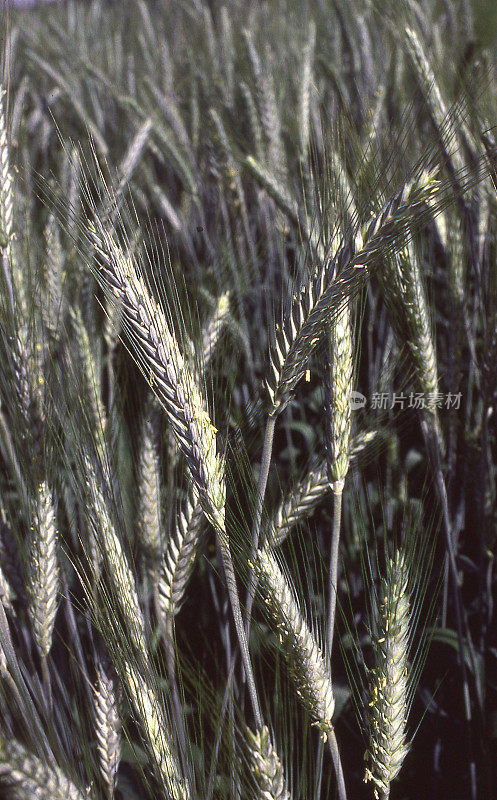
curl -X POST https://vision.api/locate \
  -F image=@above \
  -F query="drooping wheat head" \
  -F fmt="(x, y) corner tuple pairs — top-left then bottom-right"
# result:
(255, 547), (335, 735)
(266, 170), (439, 416)
(88, 221), (226, 533)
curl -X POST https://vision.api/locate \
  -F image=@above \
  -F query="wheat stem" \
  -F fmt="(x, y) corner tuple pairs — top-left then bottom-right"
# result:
(326, 487), (343, 658)
(245, 413), (276, 635)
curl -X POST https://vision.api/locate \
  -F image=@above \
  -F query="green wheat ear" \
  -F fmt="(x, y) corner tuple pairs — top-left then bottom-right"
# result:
(28, 481), (60, 663)
(246, 725), (290, 800)
(364, 549), (411, 800)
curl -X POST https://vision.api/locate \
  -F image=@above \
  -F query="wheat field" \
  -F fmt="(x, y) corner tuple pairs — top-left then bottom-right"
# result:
(0, 1), (496, 799)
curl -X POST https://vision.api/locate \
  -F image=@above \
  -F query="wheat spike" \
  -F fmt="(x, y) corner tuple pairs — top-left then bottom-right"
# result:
(122, 661), (190, 800)
(42, 213), (66, 341)
(28, 482), (59, 661)
(201, 290), (230, 372)
(256, 547), (335, 733)
(0, 87), (13, 253)
(69, 305), (106, 444)
(299, 21), (316, 161)
(326, 300), (353, 489)
(158, 483), (204, 624)
(89, 223), (225, 532)
(364, 550), (411, 799)
(93, 660), (121, 800)
(137, 404), (164, 588)
(88, 221), (261, 724)
(246, 725), (290, 800)
(0, 738), (87, 800)
(240, 81), (265, 163)
(11, 323), (44, 470)
(0, 561), (12, 613)
(382, 242), (438, 401)
(267, 170), (439, 416)
(84, 454), (146, 656)
(404, 27), (466, 183)
(0, 86), (14, 312)
(243, 29), (288, 186)
(268, 431), (377, 548)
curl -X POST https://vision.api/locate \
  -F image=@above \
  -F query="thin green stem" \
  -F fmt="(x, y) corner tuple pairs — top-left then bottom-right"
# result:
(244, 413), (276, 635)
(328, 728), (347, 800)
(421, 413), (476, 800)
(154, 589), (192, 787)
(326, 486), (343, 656)
(216, 525), (262, 728)
(315, 485), (344, 800)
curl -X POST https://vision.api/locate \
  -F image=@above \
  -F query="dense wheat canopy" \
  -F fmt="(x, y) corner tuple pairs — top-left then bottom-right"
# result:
(0, 2), (496, 799)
